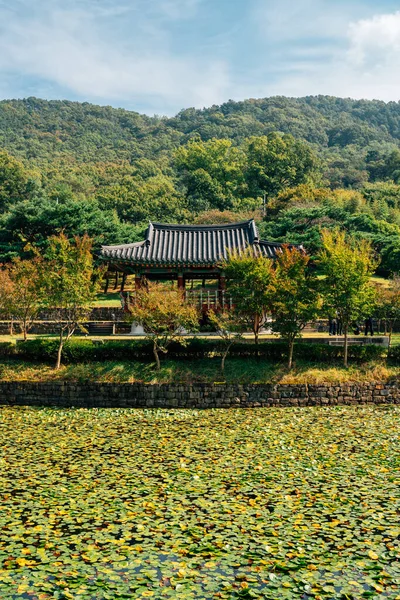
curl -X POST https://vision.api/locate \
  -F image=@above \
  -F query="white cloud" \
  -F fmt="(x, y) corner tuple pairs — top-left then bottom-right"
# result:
(250, 6), (400, 103)
(3, 0), (400, 114)
(254, 0), (351, 43)
(0, 0), (229, 113)
(348, 11), (400, 67)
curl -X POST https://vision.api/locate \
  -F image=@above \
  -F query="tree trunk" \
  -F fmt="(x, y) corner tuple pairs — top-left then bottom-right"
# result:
(288, 338), (294, 370)
(23, 323), (27, 342)
(56, 330), (64, 370)
(254, 324), (259, 360)
(103, 275), (109, 294)
(121, 273), (127, 292)
(221, 349), (228, 375)
(254, 313), (260, 345)
(114, 271), (119, 290)
(388, 325), (393, 359)
(9, 317), (13, 336)
(153, 341), (161, 371)
(344, 325), (349, 368)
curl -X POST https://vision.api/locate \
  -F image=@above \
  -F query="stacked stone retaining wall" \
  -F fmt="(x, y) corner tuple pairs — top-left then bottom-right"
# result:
(0, 382), (399, 408)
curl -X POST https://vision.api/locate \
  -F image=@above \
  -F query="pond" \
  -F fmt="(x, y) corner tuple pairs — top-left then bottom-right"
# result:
(0, 405), (399, 599)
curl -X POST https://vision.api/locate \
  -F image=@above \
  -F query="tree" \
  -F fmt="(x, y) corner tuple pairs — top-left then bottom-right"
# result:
(270, 247), (320, 369)
(126, 282), (199, 370)
(97, 173), (187, 224)
(374, 276), (400, 353)
(5, 258), (42, 341)
(193, 209), (258, 225)
(0, 266), (15, 334)
(319, 229), (378, 367)
(174, 138), (245, 212)
(243, 133), (320, 200)
(207, 310), (243, 375)
(0, 194), (141, 262)
(37, 234), (101, 369)
(0, 150), (31, 212)
(224, 248), (274, 346)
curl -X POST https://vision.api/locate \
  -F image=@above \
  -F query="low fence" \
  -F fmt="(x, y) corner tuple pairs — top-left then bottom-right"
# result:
(0, 382), (399, 408)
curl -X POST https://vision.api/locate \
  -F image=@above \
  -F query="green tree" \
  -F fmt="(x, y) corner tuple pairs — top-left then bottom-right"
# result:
(374, 276), (400, 353)
(224, 248), (274, 346)
(193, 209), (257, 225)
(0, 194), (141, 262)
(175, 138), (245, 212)
(366, 147), (400, 182)
(4, 258), (42, 341)
(0, 150), (30, 212)
(126, 282), (199, 370)
(96, 173), (186, 224)
(319, 229), (378, 367)
(207, 310), (243, 375)
(37, 233), (101, 369)
(0, 266), (15, 334)
(243, 133), (320, 200)
(270, 246), (320, 369)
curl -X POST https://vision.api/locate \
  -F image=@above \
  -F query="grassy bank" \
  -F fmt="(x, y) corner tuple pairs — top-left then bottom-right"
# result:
(1, 357), (400, 384)
(1, 405), (399, 599)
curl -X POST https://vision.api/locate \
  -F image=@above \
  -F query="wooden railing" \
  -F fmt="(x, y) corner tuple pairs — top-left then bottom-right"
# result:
(120, 289), (233, 312)
(184, 289), (233, 311)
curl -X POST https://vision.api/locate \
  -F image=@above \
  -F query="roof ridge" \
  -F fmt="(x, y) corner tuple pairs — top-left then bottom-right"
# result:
(101, 241), (145, 250)
(150, 219), (255, 230)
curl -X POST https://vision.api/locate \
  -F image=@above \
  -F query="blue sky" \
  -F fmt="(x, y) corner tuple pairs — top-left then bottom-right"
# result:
(1, 0), (400, 115)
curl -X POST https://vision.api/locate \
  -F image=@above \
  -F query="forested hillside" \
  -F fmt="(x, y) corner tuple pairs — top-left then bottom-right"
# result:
(1, 95), (400, 273)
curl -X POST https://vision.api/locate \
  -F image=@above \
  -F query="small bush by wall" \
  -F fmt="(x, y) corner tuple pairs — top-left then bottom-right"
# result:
(13, 338), (388, 365)
(0, 342), (16, 357)
(388, 345), (400, 364)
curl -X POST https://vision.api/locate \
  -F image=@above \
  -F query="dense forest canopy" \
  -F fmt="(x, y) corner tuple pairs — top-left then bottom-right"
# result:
(1, 95), (400, 273)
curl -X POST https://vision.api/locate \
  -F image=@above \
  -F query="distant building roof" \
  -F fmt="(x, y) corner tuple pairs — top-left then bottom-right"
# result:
(101, 219), (291, 267)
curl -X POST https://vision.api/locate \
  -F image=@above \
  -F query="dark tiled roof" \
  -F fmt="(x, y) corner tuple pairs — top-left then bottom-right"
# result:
(101, 220), (288, 267)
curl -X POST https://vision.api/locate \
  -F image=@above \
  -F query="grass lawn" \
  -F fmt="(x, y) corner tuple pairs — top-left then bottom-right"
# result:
(92, 292), (122, 307)
(1, 358), (400, 384)
(0, 406), (399, 599)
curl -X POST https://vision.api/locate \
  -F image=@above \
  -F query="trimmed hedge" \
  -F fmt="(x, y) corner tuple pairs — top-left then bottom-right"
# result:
(13, 338), (388, 365)
(0, 342), (16, 357)
(388, 345), (400, 364)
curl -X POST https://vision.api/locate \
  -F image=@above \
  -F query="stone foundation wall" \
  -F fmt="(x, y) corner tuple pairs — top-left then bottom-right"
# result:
(36, 307), (125, 321)
(0, 382), (399, 408)
(0, 322), (131, 335)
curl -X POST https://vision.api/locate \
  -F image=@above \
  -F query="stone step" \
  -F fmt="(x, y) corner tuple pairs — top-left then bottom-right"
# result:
(88, 322), (115, 336)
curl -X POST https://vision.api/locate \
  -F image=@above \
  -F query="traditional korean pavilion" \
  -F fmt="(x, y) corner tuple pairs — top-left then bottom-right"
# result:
(101, 219), (288, 292)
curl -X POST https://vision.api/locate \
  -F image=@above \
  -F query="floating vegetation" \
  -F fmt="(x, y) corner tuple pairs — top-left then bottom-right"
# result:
(0, 406), (399, 598)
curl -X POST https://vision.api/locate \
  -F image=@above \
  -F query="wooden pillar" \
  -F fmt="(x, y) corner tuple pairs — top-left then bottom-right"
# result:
(178, 273), (185, 291)
(218, 272), (226, 310)
(135, 274), (142, 290)
(113, 271), (119, 290)
(103, 273), (110, 294)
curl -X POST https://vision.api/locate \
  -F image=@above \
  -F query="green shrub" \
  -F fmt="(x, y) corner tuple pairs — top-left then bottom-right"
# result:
(16, 338), (153, 364)
(294, 343), (386, 363)
(387, 345), (400, 364)
(14, 338), (387, 365)
(0, 342), (16, 357)
(16, 338), (60, 362)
